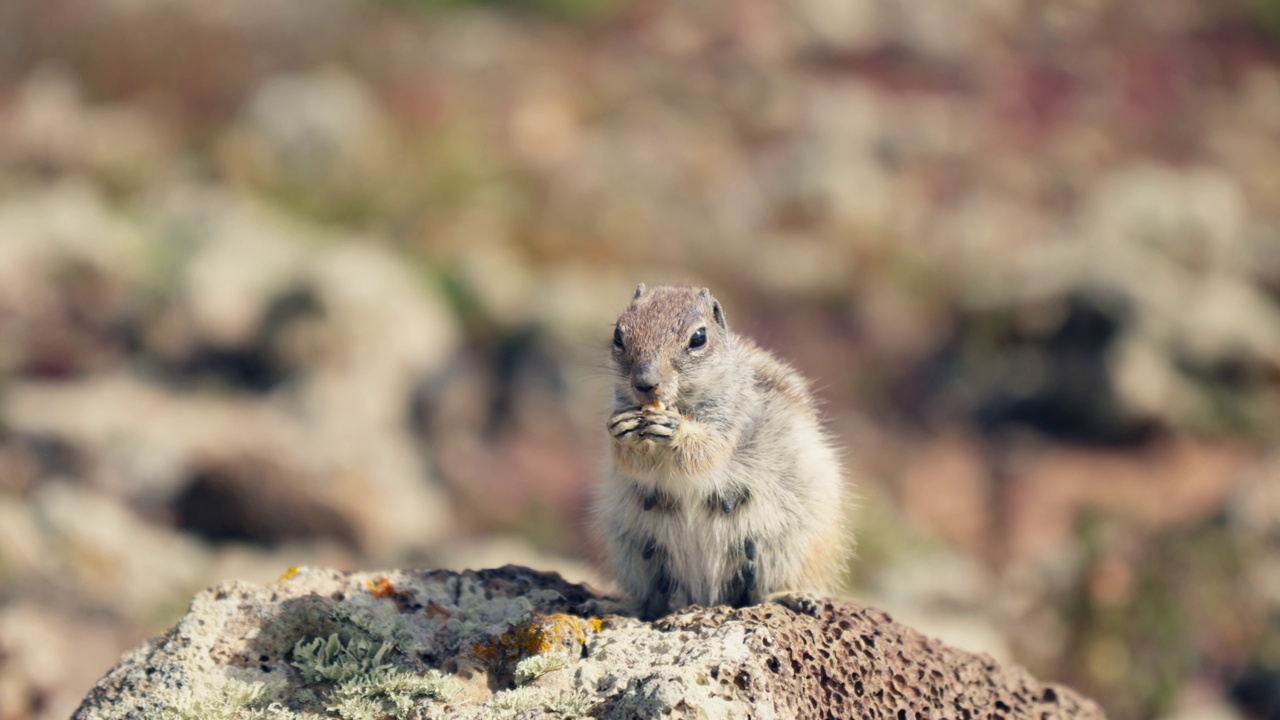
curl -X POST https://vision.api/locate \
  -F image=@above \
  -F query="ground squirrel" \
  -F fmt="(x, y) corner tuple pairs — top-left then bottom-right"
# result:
(597, 283), (851, 619)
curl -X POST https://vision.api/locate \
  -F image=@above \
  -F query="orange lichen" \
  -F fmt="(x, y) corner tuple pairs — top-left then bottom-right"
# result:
(366, 576), (414, 603)
(471, 613), (603, 668)
(278, 566), (300, 582)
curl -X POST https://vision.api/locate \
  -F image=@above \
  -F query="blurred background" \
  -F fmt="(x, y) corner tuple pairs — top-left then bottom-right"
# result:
(1, 0), (1279, 718)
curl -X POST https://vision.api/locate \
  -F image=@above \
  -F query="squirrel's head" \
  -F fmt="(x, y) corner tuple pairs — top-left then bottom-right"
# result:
(610, 283), (731, 409)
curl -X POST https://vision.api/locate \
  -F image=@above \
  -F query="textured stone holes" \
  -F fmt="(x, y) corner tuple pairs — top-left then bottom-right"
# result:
(1042, 688), (1058, 703)
(735, 670), (751, 691)
(766, 655), (782, 673)
(854, 679), (865, 697)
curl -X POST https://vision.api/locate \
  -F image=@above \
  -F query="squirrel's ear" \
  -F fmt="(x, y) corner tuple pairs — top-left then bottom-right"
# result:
(712, 300), (726, 330)
(633, 283), (646, 300)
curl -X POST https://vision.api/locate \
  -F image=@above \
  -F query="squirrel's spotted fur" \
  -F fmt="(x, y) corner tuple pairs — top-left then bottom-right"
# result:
(597, 284), (851, 619)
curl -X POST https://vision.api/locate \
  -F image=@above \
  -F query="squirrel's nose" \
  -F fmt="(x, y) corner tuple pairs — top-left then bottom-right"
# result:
(632, 363), (661, 398)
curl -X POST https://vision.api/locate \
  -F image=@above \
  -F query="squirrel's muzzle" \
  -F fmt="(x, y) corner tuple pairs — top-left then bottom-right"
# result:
(631, 362), (663, 401)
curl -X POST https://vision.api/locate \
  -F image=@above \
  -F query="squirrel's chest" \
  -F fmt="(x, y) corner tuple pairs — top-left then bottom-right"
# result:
(627, 480), (757, 538)
(629, 487), (755, 589)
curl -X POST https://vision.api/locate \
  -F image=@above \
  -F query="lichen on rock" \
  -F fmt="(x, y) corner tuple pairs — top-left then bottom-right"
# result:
(73, 565), (1107, 720)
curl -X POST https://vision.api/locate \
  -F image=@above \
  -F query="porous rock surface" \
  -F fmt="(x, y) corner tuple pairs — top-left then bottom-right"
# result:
(74, 565), (1106, 720)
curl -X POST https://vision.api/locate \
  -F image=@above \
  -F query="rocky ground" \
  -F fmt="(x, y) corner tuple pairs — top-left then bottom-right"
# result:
(1, 1), (1280, 718)
(73, 565), (1106, 720)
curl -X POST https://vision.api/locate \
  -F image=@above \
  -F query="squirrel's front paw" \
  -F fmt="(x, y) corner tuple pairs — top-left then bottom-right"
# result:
(636, 408), (680, 441)
(609, 409), (647, 439)
(609, 407), (681, 443)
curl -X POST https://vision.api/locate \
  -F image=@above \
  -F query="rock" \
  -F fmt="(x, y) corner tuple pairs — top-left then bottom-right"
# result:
(4, 483), (213, 620)
(73, 565), (1106, 720)
(0, 600), (135, 720)
(5, 371), (456, 561)
(1, 68), (175, 183)
(174, 189), (312, 351)
(174, 454), (360, 548)
(222, 68), (395, 199)
(0, 182), (149, 378)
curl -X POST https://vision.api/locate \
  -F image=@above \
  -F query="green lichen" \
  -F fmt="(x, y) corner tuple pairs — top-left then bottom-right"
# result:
(158, 678), (292, 720)
(513, 650), (573, 685)
(255, 587), (426, 663)
(482, 686), (593, 720)
(253, 595), (343, 656)
(330, 601), (426, 657)
(330, 666), (463, 720)
(163, 582), (516, 720)
(291, 632), (461, 720)
(292, 633), (397, 684)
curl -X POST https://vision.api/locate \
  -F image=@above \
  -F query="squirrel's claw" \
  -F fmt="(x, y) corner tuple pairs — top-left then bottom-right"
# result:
(609, 411), (645, 438)
(766, 591), (825, 617)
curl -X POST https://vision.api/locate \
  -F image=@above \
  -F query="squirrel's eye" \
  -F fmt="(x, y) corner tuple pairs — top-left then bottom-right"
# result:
(613, 325), (625, 349)
(688, 327), (707, 349)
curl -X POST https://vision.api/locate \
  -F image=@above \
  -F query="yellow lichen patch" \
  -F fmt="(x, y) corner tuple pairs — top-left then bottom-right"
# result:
(367, 577), (396, 597)
(471, 613), (603, 670)
(278, 566), (300, 582)
(364, 576), (417, 610)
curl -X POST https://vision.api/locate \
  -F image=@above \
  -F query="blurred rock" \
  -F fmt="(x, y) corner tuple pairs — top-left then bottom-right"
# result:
(0, 492), (50, 582)
(0, 481), (214, 719)
(0, 183), (148, 378)
(1083, 165), (1246, 273)
(434, 535), (604, 591)
(0, 67), (174, 185)
(301, 241), (460, 560)
(0, 185), (464, 559)
(174, 454), (359, 547)
(173, 190), (312, 351)
(28, 482), (211, 617)
(0, 602), (132, 720)
(858, 546), (1013, 662)
(910, 166), (1280, 439)
(6, 370), (454, 562)
(1230, 666), (1280, 720)
(1162, 700), (1248, 720)
(1228, 457), (1280, 611)
(221, 68), (396, 203)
